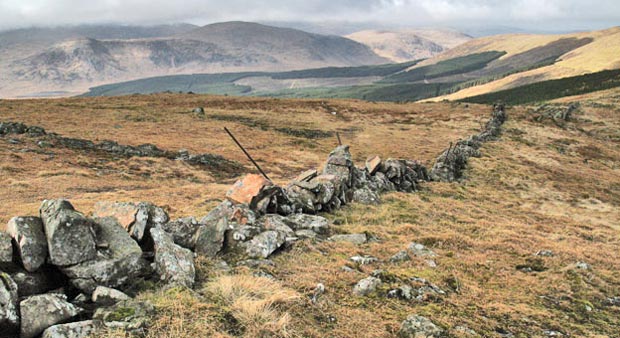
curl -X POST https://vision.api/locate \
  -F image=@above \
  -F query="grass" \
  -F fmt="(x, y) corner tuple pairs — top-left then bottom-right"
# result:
(1, 92), (620, 337)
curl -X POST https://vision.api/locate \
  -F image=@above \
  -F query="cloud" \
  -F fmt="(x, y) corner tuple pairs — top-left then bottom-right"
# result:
(0, 0), (618, 32)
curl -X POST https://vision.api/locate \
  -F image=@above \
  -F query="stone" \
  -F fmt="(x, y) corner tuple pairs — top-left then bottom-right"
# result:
(284, 214), (330, 235)
(398, 315), (443, 338)
(161, 217), (202, 249)
(0, 231), (12, 268)
(575, 261), (591, 270)
(366, 155), (382, 174)
(10, 266), (65, 297)
(295, 169), (318, 182)
(226, 174), (274, 210)
(352, 186), (381, 204)
(42, 320), (99, 338)
(61, 217), (148, 295)
(39, 199), (97, 266)
(388, 285), (414, 300)
(350, 255), (378, 265)
(93, 299), (155, 333)
(194, 218), (229, 257)
(193, 107), (205, 114)
(20, 294), (83, 338)
(353, 276), (381, 296)
(6, 216), (48, 272)
(0, 273), (19, 336)
(92, 286), (130, 306)
(311, 283), (325, 304)
(93, 201), (169, 242)
(151, 227), (195, 288)
(244, 230), (286, 259)
(408, 242), (437, 257)
(295, 229), (317, 239)
(536, 250), (554, 257)
(390, 250), (411, 263)
(329, 233), (368, 245)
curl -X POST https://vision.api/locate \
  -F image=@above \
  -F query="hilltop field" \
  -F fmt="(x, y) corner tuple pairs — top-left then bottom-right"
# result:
(1, 90), (619, 337)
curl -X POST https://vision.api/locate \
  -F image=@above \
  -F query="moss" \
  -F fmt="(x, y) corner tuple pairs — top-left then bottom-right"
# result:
(105, 306), (136, 322)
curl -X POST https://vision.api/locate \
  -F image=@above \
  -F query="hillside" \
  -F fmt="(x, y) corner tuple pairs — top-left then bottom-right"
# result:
(346, 29), (472, 62)
(1, 93), (619, 337)
(0, 22), (387, 98)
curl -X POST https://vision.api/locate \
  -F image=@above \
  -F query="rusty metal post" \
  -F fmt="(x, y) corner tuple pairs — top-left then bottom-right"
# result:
(336, 132), (342, 146)
(224, 127), (271, 181)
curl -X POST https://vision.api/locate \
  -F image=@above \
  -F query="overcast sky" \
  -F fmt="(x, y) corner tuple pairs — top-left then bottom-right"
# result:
(0, 0), (619, 33)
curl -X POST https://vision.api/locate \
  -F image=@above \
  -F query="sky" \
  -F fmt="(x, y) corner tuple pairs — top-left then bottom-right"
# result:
(0, 0), (619, 33)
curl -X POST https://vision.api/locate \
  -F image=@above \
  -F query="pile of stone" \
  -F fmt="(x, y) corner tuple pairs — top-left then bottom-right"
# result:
(430, 103), (507, 182)
(532, 103), (578, 125)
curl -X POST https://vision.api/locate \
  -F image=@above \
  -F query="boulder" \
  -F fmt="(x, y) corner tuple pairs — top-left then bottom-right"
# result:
(329, 233), (368, 245)
(41, 320), (99, 338)
(150, 227), (195, 288)
(244, 230), (286, 259)
(92, 286), (130, 306)
(294, 169), (318, 182)
(398, 315), (444, 338)
(39, 199), (97, 266)
(10, 266), (65, 297)
(408, 242), (437, 257)
(352, 186), (380, 205)
(366, 155), (382, 174)
(261, 215), (295, 237)
(93, 299), (154, 333)
(390, 250), (411, 263)
(226, 174), (276, 213)
(161, 217), (202, 249)
(6, 216), (48, 272)
(350, 255), (378, 265)
(92, 201), (169, 242)
(194, 218), (229, 257)
(353, 276), (382, 296)
(60, 217), (148, 295)
(284, 214), (330, 235)
(0, 273), (19, 335)
(0, 231), (12, 268)
(20, 294), (83, 338)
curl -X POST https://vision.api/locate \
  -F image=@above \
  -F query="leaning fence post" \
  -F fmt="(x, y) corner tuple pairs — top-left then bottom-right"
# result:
(224, 127), (272, 182)
(336, 132), (342, 146)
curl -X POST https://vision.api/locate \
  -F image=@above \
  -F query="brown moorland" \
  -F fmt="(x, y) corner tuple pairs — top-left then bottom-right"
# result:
(0, 91), (619, 337)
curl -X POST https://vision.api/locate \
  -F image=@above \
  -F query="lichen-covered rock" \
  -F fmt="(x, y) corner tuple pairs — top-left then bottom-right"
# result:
(353, 276), (382, 296)
(92, 201), (169, 242)
(0, 231), (13, 268)
(6, 216), (48, 272)
(41, 320), (99, 338)
(20, 294), (83, 338)
(352, 186), (381, 204)
(93, 299), (155, 333)
(10, 266), (65, 297)
(151, 227), (195, 288)
(60, 217), (149, 295)
(329, 233), (368, 244)
(398, 315), (444, 338)
(408, 242), (437, 257)
(92, 286), (130, 306)
(244, 230), (286, 259)
(161, 217), (202, 249)
(194, 218), (229, 257)
(39, 199), (97, 266)
(284, 214), (330, 235)
(390, 250), (411, 263)
(0, 273), (19, 336)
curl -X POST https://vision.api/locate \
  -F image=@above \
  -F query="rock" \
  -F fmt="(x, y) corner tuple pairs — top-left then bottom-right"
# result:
(606, 297), (620, 306)
(408, 242), (436, 257)
(20, 294), (83, 338)
(284, 214), (330, 235)
(536, 250), (554, 257)
(161, 217), (202, 249)
(575, 261), (591, 270)
(92, 201), (169, 242)
(244, 230), (286, 259)
(352, 186), (381, 204)
(366, 155), (382, 174)
(0, 231), (13, 268)
(353, 276), (382, 296)
(226, 174), (275, 213)
(93, 299), (155, 333)
(388, 285), (414, 300)
(192, 107), (205, 114)
(194, 218), (229, 257)
(390, 250), (410, 263)
(60, 217), (148, 295)
(0, 273), (19, 335)
(329, 233), (367, 244)
(398, 315), (443, 338)
(350, 255), (378, 265)
(6, 216), (48, 272)
(295, 169), (318, 182)
(311, 283), (325, 304)
(41, 320), (99, 338)
(39, 199), (97, 266)
(150, 227), (195, 288)
(10, 266), (65, 297)
(92, 286), (130, 306)
(295, 229), (317, 239)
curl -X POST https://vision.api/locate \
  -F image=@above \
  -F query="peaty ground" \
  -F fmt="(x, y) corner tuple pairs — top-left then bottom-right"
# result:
(0, 92), (619, 337)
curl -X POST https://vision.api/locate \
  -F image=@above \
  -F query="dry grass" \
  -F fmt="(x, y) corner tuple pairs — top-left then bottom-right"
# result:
(1, 92), (620, 337)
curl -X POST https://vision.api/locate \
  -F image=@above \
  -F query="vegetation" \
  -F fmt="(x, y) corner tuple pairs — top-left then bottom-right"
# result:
(271, 61), (419, 79)
(462, 69), (620, 104)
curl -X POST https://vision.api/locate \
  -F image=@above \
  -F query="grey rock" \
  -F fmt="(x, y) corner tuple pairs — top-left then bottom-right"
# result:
(194, 218), (229, 257)
(350, 255), (378, 265)
(20, 294), (83, 338)
(92, 201), (169, 242)
(329, 233), (368, 245)
(162, 217), (202, 249)
(353, 276), (382, 296)
(39, 199), (97, 266)
(0, 273), (19, 335)
(295, 229), (317, 239)
(6, 216), (48, 272)
(61, 217), (148, 295)
(151, 227), (195, 288)
(352, 186), (381, 205)
(390, 250), (411, 263)
(92, 286), (130, 306)
(284, 214), (330, 235)
(0, 231), (12, 268)
(408, 242), (436, 257)
(399, 315), (443, 338)
(10, 266), (65, 297)
(244, 230), (286, 259)
(42, 320), (99, 338)
(93, 299), (154, 333)
(575, 261), (591, 270)
(606, 296), (620, 306)
(193, 107), (205, 114)
(388, 285), (414, 300)
(535, 250), (554, 257)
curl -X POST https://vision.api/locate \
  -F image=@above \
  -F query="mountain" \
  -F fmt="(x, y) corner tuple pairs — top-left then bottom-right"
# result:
(0, 22), (387, 98)
(346, 29), (472, 62)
